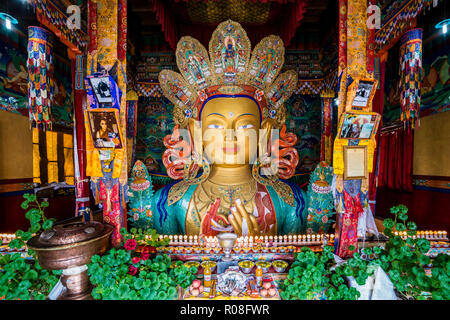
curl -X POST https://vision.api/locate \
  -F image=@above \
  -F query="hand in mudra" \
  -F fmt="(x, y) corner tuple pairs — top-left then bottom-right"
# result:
(228, 199), (260, 237)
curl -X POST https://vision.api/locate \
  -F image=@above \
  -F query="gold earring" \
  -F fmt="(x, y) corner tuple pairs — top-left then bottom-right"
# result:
(251, 153), (278, 186)
(252, 154), (295, 206)
(183, 151), (210, 185)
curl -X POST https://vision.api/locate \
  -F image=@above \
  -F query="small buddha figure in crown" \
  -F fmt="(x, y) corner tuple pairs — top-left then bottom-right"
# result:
(149, 20), (306, 237)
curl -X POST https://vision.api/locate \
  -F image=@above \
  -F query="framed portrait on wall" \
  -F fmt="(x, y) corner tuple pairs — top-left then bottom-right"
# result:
(346, 78), (378, 111)
(87, 109), (123, 149)
(89, 76), (113, 104)
(338, 111), (381, 140)
(343, 145), (368, 180)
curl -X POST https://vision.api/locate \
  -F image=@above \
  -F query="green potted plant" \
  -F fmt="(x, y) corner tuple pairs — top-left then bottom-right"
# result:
(0, 194), (61, 300)
(372, 205), (449, 299)
(341, 205), (449, 300)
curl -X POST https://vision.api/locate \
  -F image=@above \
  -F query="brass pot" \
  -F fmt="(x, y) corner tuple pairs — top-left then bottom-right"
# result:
(27, 221), (113, 270)
(27, 221), (113, 300)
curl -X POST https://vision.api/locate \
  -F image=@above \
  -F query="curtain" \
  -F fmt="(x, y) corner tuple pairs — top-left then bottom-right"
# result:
(378, 128), (414, 192)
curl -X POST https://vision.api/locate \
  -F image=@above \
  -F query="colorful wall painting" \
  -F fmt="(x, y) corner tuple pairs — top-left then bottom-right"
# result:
(283, 50), (323, 79)
(134, 96), (174, 174)
(285, 95), (322, 174)
(136, 52), (178, 82)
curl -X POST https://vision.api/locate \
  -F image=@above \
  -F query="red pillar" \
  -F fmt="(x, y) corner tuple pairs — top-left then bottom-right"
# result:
(71, 55), (91, 218)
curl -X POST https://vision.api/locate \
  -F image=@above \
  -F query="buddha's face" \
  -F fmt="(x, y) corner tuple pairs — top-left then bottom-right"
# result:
(198, 97), (261, 167)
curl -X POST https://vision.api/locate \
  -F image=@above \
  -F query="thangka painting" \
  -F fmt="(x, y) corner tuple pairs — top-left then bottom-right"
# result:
(135, 96), (174, 174)
(285, 95), (321, 173)
(0, 35), (73, 126)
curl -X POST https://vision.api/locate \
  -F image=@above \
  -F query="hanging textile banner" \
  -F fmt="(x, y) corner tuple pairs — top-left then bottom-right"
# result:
(347, 0), (368, 79)
(27, 26), (54, 130)
(399, 28), (423, 129)
(88, 0), (98, 54)
(118, 0), (127, 62)
(338, 0), (348, 115)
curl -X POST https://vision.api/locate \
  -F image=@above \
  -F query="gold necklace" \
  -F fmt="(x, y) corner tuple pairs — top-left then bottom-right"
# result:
(194, 179), (257, 216)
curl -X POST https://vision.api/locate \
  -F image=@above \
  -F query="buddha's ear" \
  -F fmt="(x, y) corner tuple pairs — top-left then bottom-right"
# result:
(259, 118), (274, 156)
(187, 118), (203, 157)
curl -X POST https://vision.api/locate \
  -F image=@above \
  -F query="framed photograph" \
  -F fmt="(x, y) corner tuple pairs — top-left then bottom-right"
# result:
(343, 145), (368, 180)
(89, 76), (113, 104)
(87, 109), (123, 149)
(338, 111), (381, 140)
(346, 78), (378, 110)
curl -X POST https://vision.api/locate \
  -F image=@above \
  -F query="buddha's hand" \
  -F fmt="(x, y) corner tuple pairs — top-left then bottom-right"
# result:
(228, 199), (260, 237)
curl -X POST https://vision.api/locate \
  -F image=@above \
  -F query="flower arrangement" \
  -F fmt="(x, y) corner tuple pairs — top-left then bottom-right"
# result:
(87, 228), (196, 300)
(0, 194), (61, 300)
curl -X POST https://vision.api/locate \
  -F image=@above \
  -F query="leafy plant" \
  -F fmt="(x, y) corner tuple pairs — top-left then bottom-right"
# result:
(281, 205), (449, 300)
(0, 194), (61, 300)
(87, 230), (196, 300)
(280, 246), (360, 300)
(370, 204), (450, 300)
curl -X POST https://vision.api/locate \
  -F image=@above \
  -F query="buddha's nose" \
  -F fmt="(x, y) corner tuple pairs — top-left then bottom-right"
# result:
(225, 129), (235, 141)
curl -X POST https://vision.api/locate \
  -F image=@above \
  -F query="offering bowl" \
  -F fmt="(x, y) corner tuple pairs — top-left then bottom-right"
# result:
(217, 233), (238, 261)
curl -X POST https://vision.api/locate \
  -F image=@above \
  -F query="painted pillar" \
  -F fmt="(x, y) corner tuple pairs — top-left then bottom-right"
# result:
(320, 91), (334, 165)
(334, 0), (373, 258)
(72, 54), (91, 219)
(85, 0), (128, 247)
(126, 90), (139, 173)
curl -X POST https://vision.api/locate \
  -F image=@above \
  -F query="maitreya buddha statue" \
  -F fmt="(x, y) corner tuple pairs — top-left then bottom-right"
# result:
(147, 20), (307, 237)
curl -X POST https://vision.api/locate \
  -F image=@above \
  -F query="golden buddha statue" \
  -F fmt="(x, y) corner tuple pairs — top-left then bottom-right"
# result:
(148, 20), (306, 237)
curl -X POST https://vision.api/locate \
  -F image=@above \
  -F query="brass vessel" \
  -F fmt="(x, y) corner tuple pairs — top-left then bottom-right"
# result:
(27, 221), (113, 300)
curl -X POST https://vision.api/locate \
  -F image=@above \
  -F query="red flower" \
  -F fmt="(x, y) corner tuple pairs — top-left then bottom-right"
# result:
(128, 265), (138, 276)
(124, 238), (137, 251)
(141, 252), (150, 261)
(322, 215), (328, 223)
(132, 257), (141, 264)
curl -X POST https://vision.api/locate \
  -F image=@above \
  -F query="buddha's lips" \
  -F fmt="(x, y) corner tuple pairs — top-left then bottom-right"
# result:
(223, 146), (239, 153)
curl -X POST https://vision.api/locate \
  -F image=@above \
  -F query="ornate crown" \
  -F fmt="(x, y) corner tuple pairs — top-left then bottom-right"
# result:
(159, 20), (298, 128)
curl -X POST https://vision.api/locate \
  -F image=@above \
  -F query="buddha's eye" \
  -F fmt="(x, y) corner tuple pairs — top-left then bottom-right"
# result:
(207, 124), (224, 129)
(237, 124), (254, 130)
